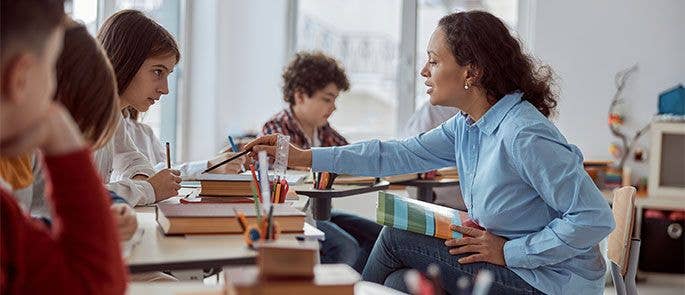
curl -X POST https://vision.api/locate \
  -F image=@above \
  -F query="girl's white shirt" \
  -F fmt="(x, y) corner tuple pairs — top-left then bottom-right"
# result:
(94, 117), (156, 205)
(122, 115), (207, 180)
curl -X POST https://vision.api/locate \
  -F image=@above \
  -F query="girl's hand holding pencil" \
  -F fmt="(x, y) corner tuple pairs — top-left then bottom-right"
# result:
(147, 168), (182, 201)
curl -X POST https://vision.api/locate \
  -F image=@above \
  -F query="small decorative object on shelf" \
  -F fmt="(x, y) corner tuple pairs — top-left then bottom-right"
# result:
(658, 84), (684, 116)
(636, 177), (648, 197)
(607, 64), (651, 172)
(583, 160), (612, 190)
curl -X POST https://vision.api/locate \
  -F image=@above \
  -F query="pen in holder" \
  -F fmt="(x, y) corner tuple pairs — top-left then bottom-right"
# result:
(267, 176), (289, 204)
(311, 171), (338, 220)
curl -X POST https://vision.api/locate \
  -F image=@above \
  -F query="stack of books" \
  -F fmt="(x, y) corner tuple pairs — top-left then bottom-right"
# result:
(193, 173), (303, 197)
(194, 173), (255, 197)
(330, 175), (376, 185)
(583, 160), (612, 190)
(156, 203), (306, 235)
(384, 173), (419, 183)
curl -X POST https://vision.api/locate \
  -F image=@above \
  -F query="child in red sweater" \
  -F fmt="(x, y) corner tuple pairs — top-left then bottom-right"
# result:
(0, 1), (127, 294)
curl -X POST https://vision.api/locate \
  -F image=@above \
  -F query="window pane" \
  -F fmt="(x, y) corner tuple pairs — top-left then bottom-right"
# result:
(115, 0), (164, 11)
(296, 0), (402, 142)
(113, 0), (181, 160)
(415, 0), (518, 109)
(65, 0), (98, 33)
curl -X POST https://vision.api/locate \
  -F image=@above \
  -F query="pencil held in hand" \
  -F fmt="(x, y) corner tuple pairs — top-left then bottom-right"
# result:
(202, 149), (250, 174)
(165, 142), (171, 169)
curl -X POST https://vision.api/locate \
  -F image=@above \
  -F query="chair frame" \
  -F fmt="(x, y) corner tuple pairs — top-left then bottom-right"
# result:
(608, 186), (640, 295)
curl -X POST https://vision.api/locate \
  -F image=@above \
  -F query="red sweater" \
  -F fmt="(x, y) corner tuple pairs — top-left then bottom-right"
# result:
(1, 149), (127, 294)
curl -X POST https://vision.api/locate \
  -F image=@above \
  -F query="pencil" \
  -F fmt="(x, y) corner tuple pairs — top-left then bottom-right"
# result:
(228, 135), (246, 172)
(266, 205), (275, 240)
(228, 135), (238, 152)
(249, 182), (262, 223)
(274, 182), (282, 203)
(233, 208), (248, 232)
(202, 149), (250, 174)
(249, 164), (262, 201)
(326, 173), (338, 190)
(165, 142), (171, 169)
(279, 179), (288, 203)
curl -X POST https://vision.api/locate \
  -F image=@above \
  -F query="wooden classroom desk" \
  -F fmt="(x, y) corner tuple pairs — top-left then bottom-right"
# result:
(126, 281), (405, 295)
(127, 282), (223, 295)
(126, 197), (323, 274)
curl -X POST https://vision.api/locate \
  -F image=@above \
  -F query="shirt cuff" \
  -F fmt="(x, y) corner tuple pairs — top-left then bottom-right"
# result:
(184, 160), (208, 177)
(311, 147), (334, 172)
(136, 179), (156, 205)
(122, 165), (155, 179)
(504, 238), (532, 269)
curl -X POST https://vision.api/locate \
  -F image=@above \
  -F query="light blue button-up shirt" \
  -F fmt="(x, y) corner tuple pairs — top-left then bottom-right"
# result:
(312, 92), (615, 294)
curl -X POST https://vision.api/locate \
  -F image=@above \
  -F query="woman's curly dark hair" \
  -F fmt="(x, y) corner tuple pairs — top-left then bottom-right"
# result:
(438, 11), (558, 118)
(282, 51), (350, 105)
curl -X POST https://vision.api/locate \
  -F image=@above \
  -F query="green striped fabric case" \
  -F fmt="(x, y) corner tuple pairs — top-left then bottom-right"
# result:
(377, 191), (467, 240)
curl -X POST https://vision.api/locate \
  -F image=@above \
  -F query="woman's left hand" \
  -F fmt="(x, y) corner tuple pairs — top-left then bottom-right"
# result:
(445, 224), (507, 266)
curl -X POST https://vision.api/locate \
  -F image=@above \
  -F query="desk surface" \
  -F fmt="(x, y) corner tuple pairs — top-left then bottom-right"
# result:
(127, 199), (322, 273)
(127, 282), (223, 295)
(126, 281), (406, 295)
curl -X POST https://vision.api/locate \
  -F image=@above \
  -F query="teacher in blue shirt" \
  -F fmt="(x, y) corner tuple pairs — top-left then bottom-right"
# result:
(246, 10), (615, 295)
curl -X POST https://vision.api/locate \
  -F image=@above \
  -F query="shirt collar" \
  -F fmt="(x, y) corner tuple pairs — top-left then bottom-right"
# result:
(472, 91), (523, 135)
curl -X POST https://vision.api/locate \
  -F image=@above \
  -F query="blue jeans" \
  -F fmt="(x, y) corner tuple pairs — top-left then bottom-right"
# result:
(316, 211), (383, 273)
(362, 227), (543, 295)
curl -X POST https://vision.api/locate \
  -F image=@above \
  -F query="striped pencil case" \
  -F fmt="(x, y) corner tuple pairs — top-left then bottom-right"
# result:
(376, 191), (469, 240)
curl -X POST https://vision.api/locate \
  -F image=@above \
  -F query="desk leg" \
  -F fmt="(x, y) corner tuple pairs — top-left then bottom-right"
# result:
(416, 186), (435, 203)
(311, 198), (332, 221)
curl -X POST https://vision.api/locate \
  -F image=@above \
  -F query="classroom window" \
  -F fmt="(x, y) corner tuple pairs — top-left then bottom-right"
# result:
(293, 0), (520, 139)
(65, 0), (98, 33)
(108, 0), (184, 160)
(66, 0), (185, 160)
(414, 0), (519, 109)
(294, 0), (403, 142)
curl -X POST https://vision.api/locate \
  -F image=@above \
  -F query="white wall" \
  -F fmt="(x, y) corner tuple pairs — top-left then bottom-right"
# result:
(183, 0), (219, 162)
(216, 0), (288, 139)
(531, 0), (685, 181)
(183, 0), (288, 161)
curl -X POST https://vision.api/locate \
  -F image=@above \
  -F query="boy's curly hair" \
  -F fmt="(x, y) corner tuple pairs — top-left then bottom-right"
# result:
(282, 51), (350, 104)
